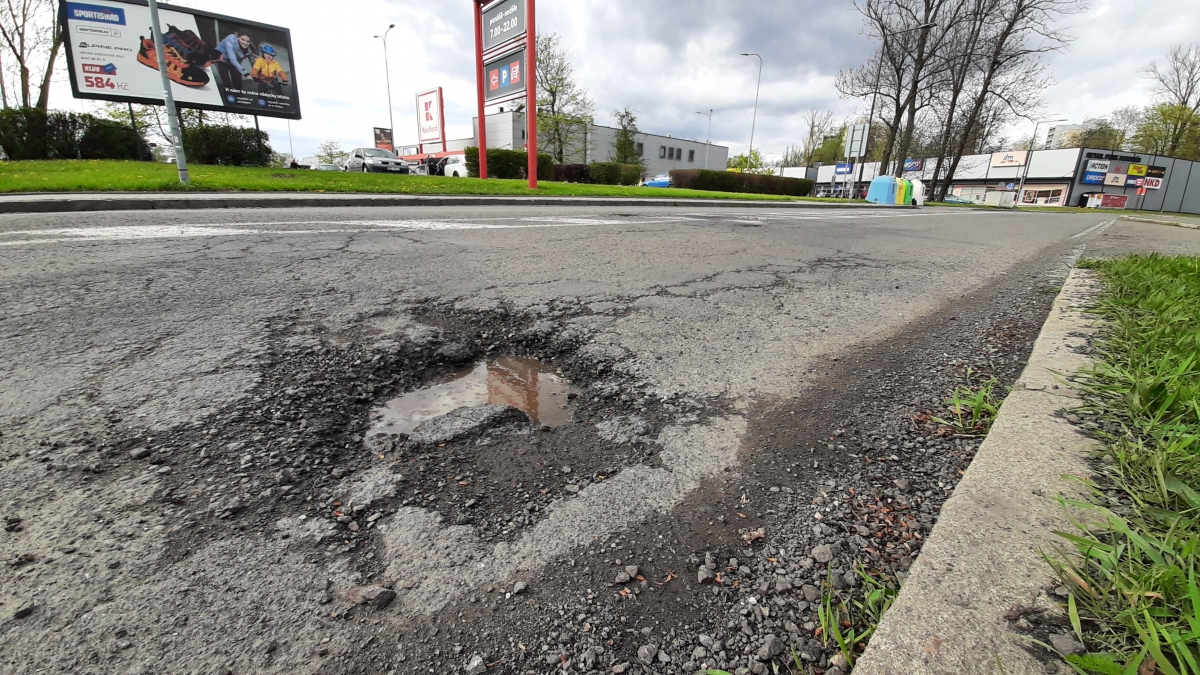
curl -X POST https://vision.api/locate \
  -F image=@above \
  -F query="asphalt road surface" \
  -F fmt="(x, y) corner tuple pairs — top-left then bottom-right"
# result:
(2, 204), (1199, 675)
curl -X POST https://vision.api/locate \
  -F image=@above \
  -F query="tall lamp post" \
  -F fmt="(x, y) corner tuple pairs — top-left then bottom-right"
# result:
(1014, 116), (1066, 208)
(740, 53), (762, 172)
(374, 24), (396, 150)
(695, 109), (713, 169)
(864, 22), (936, 183)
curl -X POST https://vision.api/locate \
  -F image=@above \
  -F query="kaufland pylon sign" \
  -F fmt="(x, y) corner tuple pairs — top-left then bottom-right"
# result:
(416, 87), (446, 153)
(473, 0), (537, 188)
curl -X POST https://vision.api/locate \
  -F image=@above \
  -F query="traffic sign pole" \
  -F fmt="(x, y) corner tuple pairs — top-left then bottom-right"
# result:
(526, 0), (538, 189)
(473, 1), (489, 179)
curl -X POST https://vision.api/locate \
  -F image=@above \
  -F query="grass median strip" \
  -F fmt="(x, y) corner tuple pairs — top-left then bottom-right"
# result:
(1046, 255), (1200, 675)
(0, 159), (830, 202)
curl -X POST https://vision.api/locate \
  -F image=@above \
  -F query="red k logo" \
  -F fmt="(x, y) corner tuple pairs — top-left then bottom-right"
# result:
(424, 101), (434, 121)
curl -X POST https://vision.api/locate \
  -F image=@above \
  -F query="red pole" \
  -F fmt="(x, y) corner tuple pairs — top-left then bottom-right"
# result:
(526, 0), (538, 189)
(473, 1), (488, 179)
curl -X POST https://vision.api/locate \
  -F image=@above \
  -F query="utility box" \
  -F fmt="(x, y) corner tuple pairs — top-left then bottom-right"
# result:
(984, 191), (1015, 208)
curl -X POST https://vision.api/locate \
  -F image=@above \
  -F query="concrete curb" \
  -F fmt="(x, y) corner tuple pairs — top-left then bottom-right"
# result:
(852, 268), (1101, 675)
(1119, 215), (1200, 230)
(0, 192), (916, 215)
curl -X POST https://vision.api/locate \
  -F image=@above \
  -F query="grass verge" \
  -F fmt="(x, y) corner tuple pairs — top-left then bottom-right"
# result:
(0, 159), (842, 202)
(1045, 255), (1200, 675)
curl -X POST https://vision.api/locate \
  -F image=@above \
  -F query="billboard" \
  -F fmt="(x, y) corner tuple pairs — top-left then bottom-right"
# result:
(484, 47), (526, 102)
(374, 128), (393, 152)
(482, 0), (526, 53)
(416, 88), (446, 146)
(61, 0), (300, 119)
(991, 151), (1027, 167)
(903, 158), (924, 172)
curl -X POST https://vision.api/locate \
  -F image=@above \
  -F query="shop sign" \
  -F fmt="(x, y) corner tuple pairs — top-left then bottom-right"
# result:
(1086, 160), (1110, 173)
(1146, 166), (1167, 178)
(835, 163), (853, 175)
(1128, 164), (1148, 176)
(1082, 171), (1106, 185)
(482, 0), (526, 53)
(1104, 172), (1127, 186)
(1143, 177), (1163, 189)
(1125, 175), (1141, 187)
(903, 158), (924, 172)
(991, 150), (1027, 167)
(1099, 194), (1128, 209)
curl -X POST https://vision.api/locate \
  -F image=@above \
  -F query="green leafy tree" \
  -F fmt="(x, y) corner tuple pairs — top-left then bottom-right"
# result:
(726, 149), (769, 173)
(1132, 103), (1200, 158)
(611, 107), (644, 170)
(536, 32), (594, 163)
(810, 129), (847, 165)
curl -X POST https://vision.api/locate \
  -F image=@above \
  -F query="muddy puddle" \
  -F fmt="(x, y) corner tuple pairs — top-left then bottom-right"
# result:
(371, 357), (579, 433)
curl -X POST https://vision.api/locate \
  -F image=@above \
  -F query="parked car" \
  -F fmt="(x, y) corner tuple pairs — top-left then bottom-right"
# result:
(642, 173), (671, 188)
(310, 163), (342, 171)
(943, 194), (974, 205)
(444, 155), (468, 177)
(344, 148), (409, 174)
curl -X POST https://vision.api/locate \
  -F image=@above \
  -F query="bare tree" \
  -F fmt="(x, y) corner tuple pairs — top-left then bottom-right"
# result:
(0, 0), (62, 109)
(535, 32), (594, 163)
(1142, 44), (1200, 113)
(798, 108), (835, 164)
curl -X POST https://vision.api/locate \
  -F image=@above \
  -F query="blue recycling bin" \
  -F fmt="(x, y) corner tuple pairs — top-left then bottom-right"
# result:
(866, 176), (899, 205)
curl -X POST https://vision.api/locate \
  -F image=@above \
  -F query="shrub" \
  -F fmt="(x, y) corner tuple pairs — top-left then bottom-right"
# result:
(619, 163), (643, 186)
(0, 107), (143, 160)
(554, 163), (590, 183)
(465, 147), (554, 181)
(182, 124), (272, 166)
(670, 169), (814, 197)
(589, 162), (642, 185)
(80, 119), (144, 160)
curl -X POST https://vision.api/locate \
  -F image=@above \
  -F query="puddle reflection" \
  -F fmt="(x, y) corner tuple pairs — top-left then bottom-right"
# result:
(371, 357), (578, 434)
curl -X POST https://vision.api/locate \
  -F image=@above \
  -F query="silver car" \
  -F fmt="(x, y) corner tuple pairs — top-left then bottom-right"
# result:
(344, 148), (409, 174)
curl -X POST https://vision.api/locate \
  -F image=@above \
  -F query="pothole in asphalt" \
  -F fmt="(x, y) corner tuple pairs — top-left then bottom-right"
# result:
(370, 356), (580, 433)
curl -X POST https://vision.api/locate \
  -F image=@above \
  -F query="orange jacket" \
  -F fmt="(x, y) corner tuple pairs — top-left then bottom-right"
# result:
(251, 57), (288, 84)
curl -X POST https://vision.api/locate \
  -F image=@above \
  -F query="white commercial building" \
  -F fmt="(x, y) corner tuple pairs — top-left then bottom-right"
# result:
(430, 111), (728, 177)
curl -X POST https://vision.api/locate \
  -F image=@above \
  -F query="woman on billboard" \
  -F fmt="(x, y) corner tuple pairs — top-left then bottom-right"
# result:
(216, 29), (257, 88)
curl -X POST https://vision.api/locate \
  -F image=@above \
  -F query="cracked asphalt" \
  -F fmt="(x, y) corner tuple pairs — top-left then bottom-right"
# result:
(3, 204), (1199, 675)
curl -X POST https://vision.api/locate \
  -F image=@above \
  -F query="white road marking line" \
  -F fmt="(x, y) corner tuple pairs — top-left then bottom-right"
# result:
(1071, 219), (1116, 239)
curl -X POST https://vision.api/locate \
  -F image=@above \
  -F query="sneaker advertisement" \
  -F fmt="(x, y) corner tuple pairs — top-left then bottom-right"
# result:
(62, 0), (300, 120)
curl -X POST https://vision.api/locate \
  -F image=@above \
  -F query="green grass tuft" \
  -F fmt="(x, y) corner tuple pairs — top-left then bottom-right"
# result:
(1046, 254), (1200, 674)
(0, 159), (841, 202)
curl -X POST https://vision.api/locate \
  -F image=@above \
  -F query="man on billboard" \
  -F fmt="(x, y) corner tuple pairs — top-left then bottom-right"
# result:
(216, 29), (257, 88)
(251, 44), (289, 95)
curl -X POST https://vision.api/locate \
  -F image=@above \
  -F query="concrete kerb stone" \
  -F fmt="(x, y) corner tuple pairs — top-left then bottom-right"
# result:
(0, 192), (917, 215)
(1119, 215), (1200, 230)
(852, 268), (1101, 675)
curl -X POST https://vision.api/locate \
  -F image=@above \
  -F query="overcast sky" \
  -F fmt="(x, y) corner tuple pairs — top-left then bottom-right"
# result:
(53, 0), (1198, 163)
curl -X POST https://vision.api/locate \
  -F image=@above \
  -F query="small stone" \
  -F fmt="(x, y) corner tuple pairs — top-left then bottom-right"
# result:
(561, 466), (572, 474)
(615, 572), (631, 584)
(129, 447), (151, 460)
(692, 646), (707, 659)
(811, 545), (833, 563)
(345, 586), (396, 609)
(612, 662), (630, 674)
(775, 578), (792, 593)
(657, 650), (671, 663)
(894, 478), (910, 490)
(802, 584), (820, 602)
(698, 567), (715, 584)
(624, 565), (639, 578)
(757, 634), (785, 661)
(1049, 633), (1085, 656)
(637, 644), (658, 665)
(512, 581), (527, 595)
(465, 654), (487, 675)
(12, 601), (36, 619)
(829, 653), (849, 669)
(564, 485), (580, 494)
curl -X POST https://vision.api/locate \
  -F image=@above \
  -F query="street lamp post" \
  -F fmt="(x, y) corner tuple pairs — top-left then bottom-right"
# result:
(1014, 116), (1067, 208)
(695, 109), (713, 169)
(863, 22), (936, 184)
(740, 53), (762, 172)
(374, 24), (396, 150)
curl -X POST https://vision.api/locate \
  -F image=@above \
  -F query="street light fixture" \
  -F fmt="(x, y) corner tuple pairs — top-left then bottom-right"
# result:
(864, 21), (936, 181)
(374, 24), (397, 150)
(1014, 116), (1068, 208)
(695, 109), (713, 169)
(740, 53), (762, 172)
